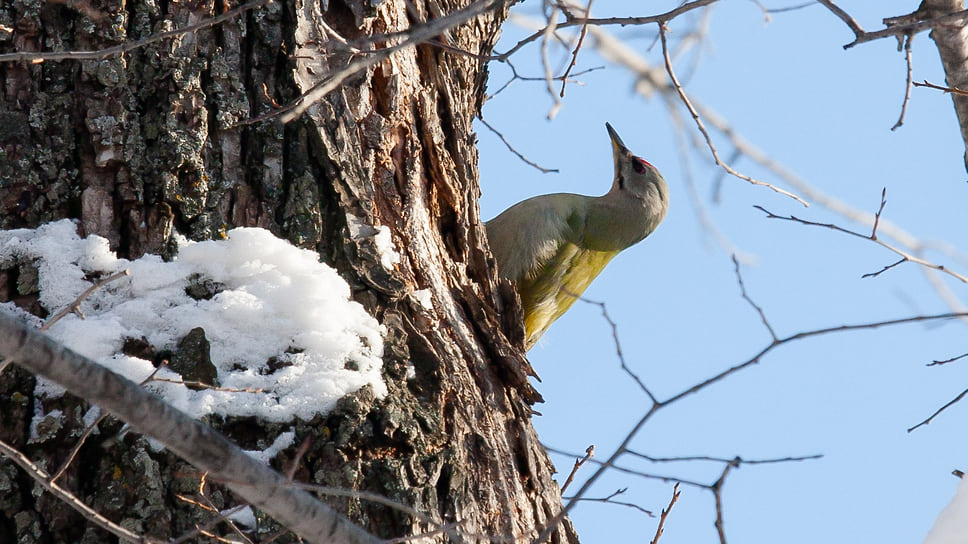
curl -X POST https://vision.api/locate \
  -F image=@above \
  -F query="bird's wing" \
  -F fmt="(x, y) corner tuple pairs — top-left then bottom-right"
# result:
(487, 195), (621, 347)
(485, 194), (585, 283)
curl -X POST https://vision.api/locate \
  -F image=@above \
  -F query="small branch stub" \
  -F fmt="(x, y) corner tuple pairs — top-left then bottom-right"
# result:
(649, 483), (680, 544)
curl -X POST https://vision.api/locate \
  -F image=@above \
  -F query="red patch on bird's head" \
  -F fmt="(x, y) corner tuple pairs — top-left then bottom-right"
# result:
(632, 157), (653, 174)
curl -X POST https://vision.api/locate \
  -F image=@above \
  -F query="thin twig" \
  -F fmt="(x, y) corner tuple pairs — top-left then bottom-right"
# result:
(815, 0), (865, 37)
(732, 255), (777, 341)
(548, 445), (820, 489)
(545, 445), (710, 489)
(749, 0), (772, 23)
(665, 95), (751, 260)
(711, 461), (736, 544)
(908, 387), (968, 432)
(891, 34), (914, 131)
(477, 116), (559, 173)
(765, 2), (815, 14)
(199, 475), (255, 544)
(927, 352), (968, 366)
(541, 5), (563, 119)
(914, 79), (968, 97)
(559, 0), (594, 98)
(580, 297), (657, 402)
(659, 26), (808, 206)
(40, 269), (130, 331)
(871, 188), (887, 239)
(285, 436), (313, 483)
(0, 439), (161, 544)
(384, 522), (465, 544)
(566, 488), (654, 517)
(51, 364), (165, 483)
(754, 205), (968, 283)
(495, 0), (718, 61)
(625, 450), (822, 465)
(649, 483), (680, 544)
(861, 258), (906, 279)
(266, 0), (509, 125)
(845, 9), (968, 49)
(169, 505), (249, 544)
(560, 445), (595, 493)
(557, 309), (968, 536)
(50, 410), (108, 483)
(148, 376), (264, 393)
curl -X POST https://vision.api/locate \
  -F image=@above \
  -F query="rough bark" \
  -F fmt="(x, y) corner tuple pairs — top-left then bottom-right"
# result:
(909, 0), (968, 172)
(0, 0), (577, 542)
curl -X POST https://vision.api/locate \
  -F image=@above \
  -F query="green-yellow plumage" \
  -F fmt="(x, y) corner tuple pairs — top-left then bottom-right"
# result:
(519, 243), (616, 344)
(486, 123), (669, 349)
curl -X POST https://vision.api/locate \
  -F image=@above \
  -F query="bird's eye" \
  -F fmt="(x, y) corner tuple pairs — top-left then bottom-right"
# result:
(632, 158), (647, 174)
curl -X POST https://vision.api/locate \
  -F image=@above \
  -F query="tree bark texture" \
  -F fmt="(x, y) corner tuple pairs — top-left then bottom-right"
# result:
(916, 0), (968, 172)
(0, 0), (577, 542)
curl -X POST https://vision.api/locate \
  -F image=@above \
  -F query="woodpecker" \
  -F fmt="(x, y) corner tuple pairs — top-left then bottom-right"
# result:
(486, 123), (669, 350)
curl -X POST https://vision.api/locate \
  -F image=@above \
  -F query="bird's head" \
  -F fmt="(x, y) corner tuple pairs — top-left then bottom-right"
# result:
(606, 122), (669, 208)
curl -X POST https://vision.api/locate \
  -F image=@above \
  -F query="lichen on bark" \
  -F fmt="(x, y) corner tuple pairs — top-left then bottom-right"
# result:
(0, 0), (577, 541)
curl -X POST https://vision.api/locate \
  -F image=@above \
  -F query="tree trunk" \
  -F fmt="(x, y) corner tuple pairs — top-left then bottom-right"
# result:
(908, 0), (968, 171)
(0, 0), (577, 541)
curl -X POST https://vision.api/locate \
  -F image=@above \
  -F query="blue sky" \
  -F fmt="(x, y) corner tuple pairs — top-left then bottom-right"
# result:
(476, 2), (968, 542)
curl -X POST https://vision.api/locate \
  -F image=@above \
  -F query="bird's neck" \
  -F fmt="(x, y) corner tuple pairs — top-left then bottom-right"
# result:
(582, 190), (664, 251)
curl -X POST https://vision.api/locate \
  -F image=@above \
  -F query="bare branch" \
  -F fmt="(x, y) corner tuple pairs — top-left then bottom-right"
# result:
(625, 450), (823, 465)
(566, 488), (655, 517)
(748, 0), (773, 23)
(560, 445), (595, 493)
(659, 26), (809, 206)
(495, 0), (719, 61)
(148, 376), (264, 393)
(50, 410), (108, 483)
(53, 364), (165, 483)
(0, 312), (380, 544)
(908, 387), (968, 432)
(754, 204), (968, 283)
(580, 297), (657, 402)
(383, 522), (465, 544)
(557, 309), (968, 532)
(285, 436), (313, 483)
(711, 461), (735, 544)
(477, 117), (560, 174)
(764, 2), (816, 15)
(815, 0), (865, 37)
(871, 188), (887, 239)
(861, 258), (907, 280)
(914, 79), (968, 97)
(821, 3), (968, 49)
(169, 504), (251, 544)
(649, 483), (680, 544)
(927, 352), (968, 366)
(0, 439), (161, 544)
(40, 269), (130, 331)
(559, 0), (594, 98)
(732, 255), (777, 342)
(544, 445), (710, 489)
(541, 5), (564, 119)
(891, 34), (915, 131)
(273, 0), (511, 124)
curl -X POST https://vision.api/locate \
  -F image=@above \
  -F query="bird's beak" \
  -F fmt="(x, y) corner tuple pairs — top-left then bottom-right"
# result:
(606, 122), (629, 166)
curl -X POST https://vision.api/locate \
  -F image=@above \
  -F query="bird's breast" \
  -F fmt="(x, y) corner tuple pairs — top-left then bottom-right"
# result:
(519, 243), (618, 347)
